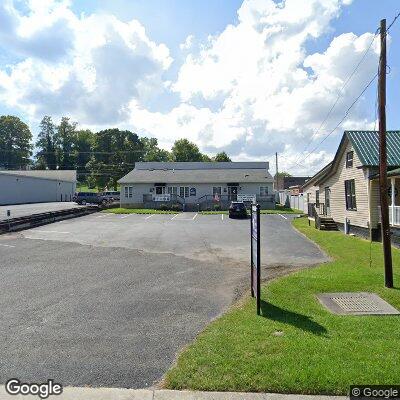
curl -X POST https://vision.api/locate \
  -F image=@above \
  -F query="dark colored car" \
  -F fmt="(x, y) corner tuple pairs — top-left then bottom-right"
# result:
(228, 201), (248, 218)
(100, 191), (120, 202)
(73, 192), (109, 205)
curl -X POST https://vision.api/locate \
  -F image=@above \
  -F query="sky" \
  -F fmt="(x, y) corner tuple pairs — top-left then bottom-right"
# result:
(0, 0), (400, 175)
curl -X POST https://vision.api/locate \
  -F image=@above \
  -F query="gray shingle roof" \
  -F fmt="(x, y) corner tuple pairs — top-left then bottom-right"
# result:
(346, 130), (400, 166)
(134, 161), (269, 170)
(0, 170), (77, 182)
(119, 162), (273, 184)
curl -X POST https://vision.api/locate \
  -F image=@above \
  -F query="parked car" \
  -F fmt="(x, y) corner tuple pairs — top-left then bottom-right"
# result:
(228, 201), (248, 218)
(73, 192), (109, 205)
(100, 191), (120, 202)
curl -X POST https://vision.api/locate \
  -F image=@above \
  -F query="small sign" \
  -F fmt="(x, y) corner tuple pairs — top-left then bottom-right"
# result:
(153, 194), (171, 202)
(238, 194), (256, 203)
(250, 204), (261, 315)
(7, 210), (11, 217)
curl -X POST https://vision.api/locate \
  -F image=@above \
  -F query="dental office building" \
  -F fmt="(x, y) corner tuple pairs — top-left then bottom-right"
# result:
(118, 162), (275, 211)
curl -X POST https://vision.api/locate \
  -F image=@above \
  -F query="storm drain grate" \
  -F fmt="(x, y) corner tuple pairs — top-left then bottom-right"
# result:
(316, 292), (400, 315)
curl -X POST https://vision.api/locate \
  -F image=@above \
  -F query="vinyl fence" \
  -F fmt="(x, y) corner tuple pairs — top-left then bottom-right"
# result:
(278, 191), (305, 212)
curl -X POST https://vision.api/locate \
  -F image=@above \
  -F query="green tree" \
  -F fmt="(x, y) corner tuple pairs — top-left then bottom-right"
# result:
(35, 116), (57, 169)
(0, 115), (32, 169)
(88, 128), (144, 189)
(140, 137), (170, 161)
(213, 151), (231, 162)
(171, 139), (204, 162)
(74, 129), (95, 182)
(56, 117), (77, 169)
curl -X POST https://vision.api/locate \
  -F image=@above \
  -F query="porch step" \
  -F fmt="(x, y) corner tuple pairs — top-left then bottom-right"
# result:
(319, 217), (338, 231)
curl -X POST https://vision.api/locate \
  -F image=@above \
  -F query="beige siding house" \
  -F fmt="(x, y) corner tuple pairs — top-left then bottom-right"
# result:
(303, 131), (400, 243)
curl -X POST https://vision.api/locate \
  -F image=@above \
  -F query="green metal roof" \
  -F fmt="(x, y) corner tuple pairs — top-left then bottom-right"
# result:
(346, 131), (400, 167)
(387, 167), (400, 177)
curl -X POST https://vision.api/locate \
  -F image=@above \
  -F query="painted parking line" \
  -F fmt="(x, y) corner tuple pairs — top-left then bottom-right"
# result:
(32, 230), (71, 234)
(192, 213), (198, 220)
(120, 215), (129, 219)
(221, 214), (224, 221)
(0, 243), (15, 248)
(170, 213), (179, 220)
(278, 214), (288, 220)
(145, 214), (155, 219)
(96, 214), (108, 218)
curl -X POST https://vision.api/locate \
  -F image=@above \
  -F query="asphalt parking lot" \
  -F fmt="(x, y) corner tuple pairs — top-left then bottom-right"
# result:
(0, 202), (82, 221)
(0, 212), (328, 389)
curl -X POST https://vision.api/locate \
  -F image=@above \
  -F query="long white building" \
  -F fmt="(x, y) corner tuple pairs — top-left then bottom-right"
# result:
(0, 170), (77, 205)
(118, 162), (274, 210)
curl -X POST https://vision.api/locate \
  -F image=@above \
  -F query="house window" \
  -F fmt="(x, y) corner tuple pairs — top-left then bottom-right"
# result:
(124, 186), (133, 198)
(213, 187), (222, 195)
(345, 179), (357, 210)
(260, 186), (269, 196)
(346, 151), (354, 168)
(167, 186), (177, 195)
(180, 186), (189, 198)
(315, 190), (320, 207)
(190, 187), (196, 196)
(155, 186), (165, 195)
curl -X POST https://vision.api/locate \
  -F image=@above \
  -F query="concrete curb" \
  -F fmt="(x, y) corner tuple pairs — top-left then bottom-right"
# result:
(0, 386), (346, 400)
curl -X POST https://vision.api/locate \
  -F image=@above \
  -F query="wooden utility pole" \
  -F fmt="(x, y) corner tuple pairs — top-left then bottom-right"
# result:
(275, 152), (279, 190)
(378, 18), (393, 288)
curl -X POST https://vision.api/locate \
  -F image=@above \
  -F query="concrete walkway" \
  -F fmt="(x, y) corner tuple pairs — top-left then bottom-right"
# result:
(0, 386), (346, 399)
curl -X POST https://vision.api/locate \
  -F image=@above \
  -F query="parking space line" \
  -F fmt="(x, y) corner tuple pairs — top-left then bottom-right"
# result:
(0, 243), (15, 248)
(192, 213), (198, 220)
(170, 213), (179, 220)
(32, 230), (70, 234)
(145, 214), (155, 219)
(96, 214), (108, 218)
(120, 215), (129, 219)
(278, 214), (288, 220)
(221, 214), (224, 221)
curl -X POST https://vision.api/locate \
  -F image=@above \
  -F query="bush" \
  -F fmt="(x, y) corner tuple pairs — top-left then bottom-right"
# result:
(213, 204), (221, 211)
(160, 204), (169, 211)
(170, 204), (182, 211)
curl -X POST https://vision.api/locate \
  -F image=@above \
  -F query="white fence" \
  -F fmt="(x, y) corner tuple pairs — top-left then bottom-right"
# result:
(278, 191), (305, 211)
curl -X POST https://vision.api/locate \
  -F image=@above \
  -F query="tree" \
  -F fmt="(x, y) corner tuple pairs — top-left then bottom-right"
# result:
(88, 128), (145, 189)
(0, 115), (32, 169)
(56, 117), (77, 169)
(140, 137), (170, 161)
(35, 116), (57, 169)
(213, 151), (231, 162)
(74, 129), (95, 181)
(171, 139), (203, 162)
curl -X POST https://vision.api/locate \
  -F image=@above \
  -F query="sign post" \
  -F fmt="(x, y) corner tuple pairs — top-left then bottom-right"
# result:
(250, 204), (261, 315)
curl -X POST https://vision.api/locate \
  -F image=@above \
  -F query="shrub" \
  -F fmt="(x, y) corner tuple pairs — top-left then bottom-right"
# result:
(213, 204), (221, 211)
(170, 204), (182, 211)
(160, 204), (169, 211)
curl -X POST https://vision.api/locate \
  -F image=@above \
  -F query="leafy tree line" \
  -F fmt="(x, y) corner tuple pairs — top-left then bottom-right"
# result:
(0, 115), (232, 189)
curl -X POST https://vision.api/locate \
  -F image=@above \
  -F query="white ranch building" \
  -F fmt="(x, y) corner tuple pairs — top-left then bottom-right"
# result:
(118, 162), (275, 211)
(0, 170), (77, 205)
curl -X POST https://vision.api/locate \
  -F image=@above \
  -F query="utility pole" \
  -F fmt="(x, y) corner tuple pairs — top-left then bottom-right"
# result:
(275, 152), (279, 191)
(378, 18), (393, 288)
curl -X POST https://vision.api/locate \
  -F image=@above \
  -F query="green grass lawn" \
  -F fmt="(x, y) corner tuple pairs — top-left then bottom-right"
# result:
(164, 217), (400, 395)
(103, 208), (180, 214)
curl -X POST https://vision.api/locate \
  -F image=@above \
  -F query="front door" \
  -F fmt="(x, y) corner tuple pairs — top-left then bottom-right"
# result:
(228, 186), (238, 201)
(325, 187), (330, 216)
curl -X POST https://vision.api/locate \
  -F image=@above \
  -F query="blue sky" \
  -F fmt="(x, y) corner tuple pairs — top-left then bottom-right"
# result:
(0, 0), (399, 174)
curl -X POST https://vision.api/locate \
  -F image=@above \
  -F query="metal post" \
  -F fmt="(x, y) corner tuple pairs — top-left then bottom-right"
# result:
(275, 152), (279, 191)
(391, 178), (395, 225)
(378, 19), (393, 288)
(250, 206), (254, 297)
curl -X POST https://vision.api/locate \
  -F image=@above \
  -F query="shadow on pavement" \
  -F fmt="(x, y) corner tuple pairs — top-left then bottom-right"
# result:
(260, 300), (328, 336)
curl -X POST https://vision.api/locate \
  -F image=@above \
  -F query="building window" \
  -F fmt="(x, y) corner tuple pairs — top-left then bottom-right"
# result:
(346, 151), (354, 168)
(345, 179), (357, 210)
(124, 186), (133, 198)
(155, 186), (165, 195)
(180, 186), (189, 198)
(190, 187), (196, 196)
(315, 190), (320, 207)
(213, 187), (222, 195)
(167, 186), (177, 195)
(259, 186), (269, 196)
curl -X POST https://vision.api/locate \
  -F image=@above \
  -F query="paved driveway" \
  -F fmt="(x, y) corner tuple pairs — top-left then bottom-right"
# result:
(0, 213), (327, 389)
(0, 202), (82, 221)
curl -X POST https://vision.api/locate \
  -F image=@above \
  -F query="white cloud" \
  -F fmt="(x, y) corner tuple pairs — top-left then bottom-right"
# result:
(179, 34), (194, 50)
(0, 0), (381, 175)
(0, 0), (172, 125)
